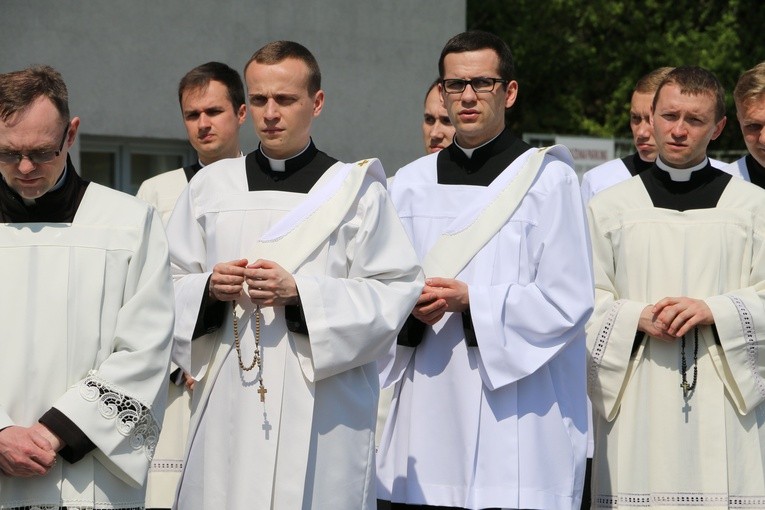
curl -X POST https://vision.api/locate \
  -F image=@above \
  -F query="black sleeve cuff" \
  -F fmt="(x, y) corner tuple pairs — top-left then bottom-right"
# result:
(192, 275), (227, 340)
(712, 325), (721, 346)
(397, 314), (426, 347)
(285, 297), (309, 335)
(631, 331), (645, 356)
(462, 308), (478, 347)
(170, 366), (184, 385)
(39, 407), (96, 464)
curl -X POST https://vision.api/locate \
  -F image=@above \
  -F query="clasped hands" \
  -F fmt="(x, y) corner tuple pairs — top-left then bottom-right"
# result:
(639, 296), (714, 341)
(0, 423), (62, 477)
(412, 277), (469, 325)
(209, 258), (299, 307)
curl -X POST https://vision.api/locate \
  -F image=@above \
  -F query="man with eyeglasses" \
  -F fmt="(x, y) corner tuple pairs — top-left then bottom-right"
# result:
(0, 65), (174, 509)
(376, 31), (593, 510)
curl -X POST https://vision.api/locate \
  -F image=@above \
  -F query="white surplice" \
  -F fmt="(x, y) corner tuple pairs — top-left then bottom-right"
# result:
(166, 156), (423, 510)
(136, 167), (194, 508)
(377, 149), (594, 510)
(0, 184), (174, 508)
(587, 175), (765, 509)
(136, 168), (188, 224)
(580, 157), (633, 204)
(722, 155), (750, 181)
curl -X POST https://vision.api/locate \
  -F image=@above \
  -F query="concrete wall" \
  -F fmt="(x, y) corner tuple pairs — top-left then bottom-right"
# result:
(0, 0), (465, 175)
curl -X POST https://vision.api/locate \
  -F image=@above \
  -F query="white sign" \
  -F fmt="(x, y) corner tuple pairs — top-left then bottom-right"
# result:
(555, 136), (615, 178)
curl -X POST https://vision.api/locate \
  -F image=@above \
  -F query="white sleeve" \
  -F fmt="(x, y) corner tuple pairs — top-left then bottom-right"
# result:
(292, 179), (423, 382)
(51, 207), (174, 486)
(165, 184), (213, 377)
(470, 163), (594, 391)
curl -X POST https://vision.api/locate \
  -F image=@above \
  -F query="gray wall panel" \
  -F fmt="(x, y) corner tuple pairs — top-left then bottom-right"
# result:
(1, 0), (465, 174)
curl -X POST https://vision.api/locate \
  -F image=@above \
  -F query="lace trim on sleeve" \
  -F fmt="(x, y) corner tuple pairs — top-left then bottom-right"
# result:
(588, 300), (626, 385)
(594, 491), (765, 508)
(728, 295), (765, 400)
(78, 371), (160, 460)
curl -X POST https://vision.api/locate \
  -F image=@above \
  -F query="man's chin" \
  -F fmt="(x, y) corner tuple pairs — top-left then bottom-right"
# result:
(15, 189), (46, 200)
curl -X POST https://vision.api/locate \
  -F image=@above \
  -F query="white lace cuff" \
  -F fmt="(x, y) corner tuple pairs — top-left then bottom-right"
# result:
(78, 371), (160, 460)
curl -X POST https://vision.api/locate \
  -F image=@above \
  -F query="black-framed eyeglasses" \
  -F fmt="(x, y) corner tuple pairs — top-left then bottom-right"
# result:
(0, 124), (69, 166)
(442, 77), (508, 94)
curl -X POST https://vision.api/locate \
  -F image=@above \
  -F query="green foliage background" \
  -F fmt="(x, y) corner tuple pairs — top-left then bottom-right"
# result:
(468, 0), (764, 154)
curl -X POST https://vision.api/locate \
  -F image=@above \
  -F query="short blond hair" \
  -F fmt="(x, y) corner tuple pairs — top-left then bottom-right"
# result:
(634, 67), (674, 95)
(733, 62), (765, 112)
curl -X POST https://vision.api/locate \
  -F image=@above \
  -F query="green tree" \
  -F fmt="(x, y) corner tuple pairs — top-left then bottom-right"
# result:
(468, 0), (764, 154)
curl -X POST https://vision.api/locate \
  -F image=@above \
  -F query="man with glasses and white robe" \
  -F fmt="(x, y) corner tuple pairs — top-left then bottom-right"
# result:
(0, 65), (174, 509)
(376, 31), (593, 510)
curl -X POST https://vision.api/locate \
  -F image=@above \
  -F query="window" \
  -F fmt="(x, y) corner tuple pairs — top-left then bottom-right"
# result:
(79, 136), (195, 195)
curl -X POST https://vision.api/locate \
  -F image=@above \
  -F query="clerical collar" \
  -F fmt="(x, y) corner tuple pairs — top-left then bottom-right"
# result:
(454, 131), (503, 159)
(253, 140), (318, 175)
(438, 128), (531, 186)
(641, 160), (730, 211)
(48, 165), (68, 192)
(245, 139), (338, 193)
(14, 164), (67, 206)
(655, 156), (709, 181)
(261, 143), (311, 172)
(0, 154), (89, 223)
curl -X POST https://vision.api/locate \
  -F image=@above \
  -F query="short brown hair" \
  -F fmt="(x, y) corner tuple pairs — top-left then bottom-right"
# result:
(653, 66), (726, 122)
(178, 61), (245, 112)
(0, 65), (69, 124)
(244, 41), (322, 96)
(424, 78), (441, 104)
(634, 67), (675, 95)
(733, 62), (765, 113)
(438, 31), (515, 83)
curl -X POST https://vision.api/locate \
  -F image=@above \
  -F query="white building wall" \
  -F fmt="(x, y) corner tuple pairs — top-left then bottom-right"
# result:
(0, 0), (465, 177)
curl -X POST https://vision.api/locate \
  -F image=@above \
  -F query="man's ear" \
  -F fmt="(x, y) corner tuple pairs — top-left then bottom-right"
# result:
(711, 115), (727, 140)
(312, 90), (325, 117)
(66, 117), (81, 148)
(504, 80), (518, 109)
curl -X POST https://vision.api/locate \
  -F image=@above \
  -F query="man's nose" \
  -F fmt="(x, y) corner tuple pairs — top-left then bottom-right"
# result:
(17, 156), (37, 174)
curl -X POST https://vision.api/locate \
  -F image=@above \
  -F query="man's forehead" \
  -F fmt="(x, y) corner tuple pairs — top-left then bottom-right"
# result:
(0, 96), (62, 131)
(246, 60), (308, 86)
(631, 92), (653, 112)
(442, 49), (500, 74)
(656, 85), (716, 111)
(424, 90), (443, 109)
(738, 94), (765, 119)
(182, 82), (227, 106)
